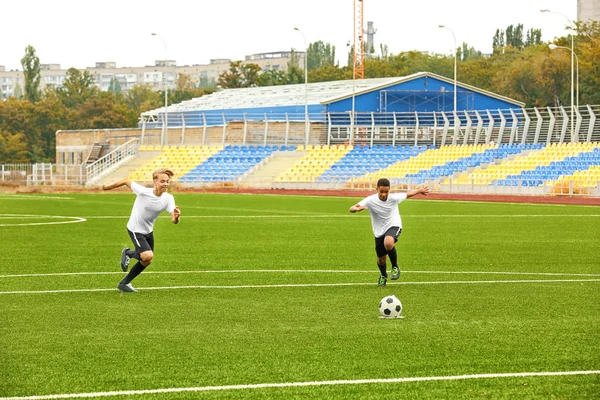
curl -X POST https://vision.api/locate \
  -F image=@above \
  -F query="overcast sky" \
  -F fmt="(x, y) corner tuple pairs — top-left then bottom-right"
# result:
(1, 0), (577, 71)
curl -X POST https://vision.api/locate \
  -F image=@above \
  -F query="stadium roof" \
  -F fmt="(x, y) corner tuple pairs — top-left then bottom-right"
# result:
(142, 71), (525, 116)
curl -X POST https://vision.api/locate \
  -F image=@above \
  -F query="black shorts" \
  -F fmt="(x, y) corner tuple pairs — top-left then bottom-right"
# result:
(374, 226), (402, 257)
(127, 229), (154, 254)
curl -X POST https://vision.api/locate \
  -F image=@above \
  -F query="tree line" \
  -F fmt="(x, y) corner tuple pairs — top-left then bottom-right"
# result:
(1, 22), (598, 163)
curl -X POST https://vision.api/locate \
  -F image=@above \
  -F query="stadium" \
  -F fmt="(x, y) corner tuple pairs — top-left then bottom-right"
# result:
(49, 71), (600, 198)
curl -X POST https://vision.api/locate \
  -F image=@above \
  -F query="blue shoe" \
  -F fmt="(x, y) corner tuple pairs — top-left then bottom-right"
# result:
(120, 248), (131, 272)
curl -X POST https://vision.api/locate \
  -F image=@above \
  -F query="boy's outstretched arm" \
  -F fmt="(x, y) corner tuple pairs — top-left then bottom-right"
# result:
(103, 178), (132, 191)
(406, 185), (430, 198)
(349, 204), (368, 213)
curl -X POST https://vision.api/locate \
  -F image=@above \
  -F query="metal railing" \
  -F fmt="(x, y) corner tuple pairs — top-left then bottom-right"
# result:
(138, 104), (600, 147)
(85, 138), (139, 185)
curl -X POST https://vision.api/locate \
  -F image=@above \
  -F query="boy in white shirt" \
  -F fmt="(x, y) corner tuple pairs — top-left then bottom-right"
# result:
(103, 168), (181, 293)
(350, 178), (428, 286)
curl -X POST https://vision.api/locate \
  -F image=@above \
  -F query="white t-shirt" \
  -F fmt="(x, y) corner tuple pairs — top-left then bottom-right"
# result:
(358, 193), (407, 238)
(126, 182), (176, 234)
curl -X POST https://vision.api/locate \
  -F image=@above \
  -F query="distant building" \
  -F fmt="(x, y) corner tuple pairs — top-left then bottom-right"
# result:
(578, 0), (600, 22)
(0, 51), (304, 100)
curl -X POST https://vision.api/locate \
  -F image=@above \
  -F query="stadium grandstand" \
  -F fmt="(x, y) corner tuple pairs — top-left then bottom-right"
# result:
(43, 72), (600, 197)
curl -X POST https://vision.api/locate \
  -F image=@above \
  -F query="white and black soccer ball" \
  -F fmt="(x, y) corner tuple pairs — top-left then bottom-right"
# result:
(379, 295), (402, 317)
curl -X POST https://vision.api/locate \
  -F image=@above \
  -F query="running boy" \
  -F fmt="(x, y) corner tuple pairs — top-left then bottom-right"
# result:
(349, 178), (429, 286)
(103, 168), (180, 293)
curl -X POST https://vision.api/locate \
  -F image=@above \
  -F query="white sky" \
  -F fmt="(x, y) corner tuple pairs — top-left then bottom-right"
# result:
(1, 0), (577, 71)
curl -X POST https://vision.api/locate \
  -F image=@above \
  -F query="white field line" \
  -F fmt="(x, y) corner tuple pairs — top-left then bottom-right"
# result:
(81, 214), (600, 219)
(0, 195), (74, 200)
(1, 370), (598, 400)
(1, 279), (599, 295)
(2, 269), (600, 278)
(0, 214), (86, 227)
(1, 214), (599, 227)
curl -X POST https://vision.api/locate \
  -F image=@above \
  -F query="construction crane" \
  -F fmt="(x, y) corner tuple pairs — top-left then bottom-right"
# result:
(353, 0), (365, 79)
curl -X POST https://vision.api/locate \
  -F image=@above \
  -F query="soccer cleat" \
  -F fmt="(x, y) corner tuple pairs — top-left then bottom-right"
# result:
(120, 248), (131, 272)
(118, 282), (138, 293)
(377, 275), (387, 287)
(391, 266), (400, 280)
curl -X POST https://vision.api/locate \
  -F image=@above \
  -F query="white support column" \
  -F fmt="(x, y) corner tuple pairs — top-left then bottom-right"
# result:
(463, 110), (472, 145)
(432, 112), (438, 147)
(140, 118), (146, 145)
(242, 113), (248, 146)
(474, 110), (483, 145)
(392, 112), (397, 147)
(326, 112), (331, 146)
(586, 105), (596, 143)
(414, 111), (420, 147)
(181, 114), (186, 145)
(485, 110), (495, 144)
(533, 107), (543, 145)
(452, 111), (461, 145)
(202, 114), (207, 146)
(284, 113), (289, 146)
(575, 106), (582, 143)
(546, 107), (556, 145)
(509, 109), (518, 144)
(497, 110), (506, 144)
(221, 113), (227, 147)
(521, 109), (531, 145)
(264, 113), (269, 146)
(370, 112), (375, 147)
(441, 112), (450, 146)
(559, 106), (568, 143)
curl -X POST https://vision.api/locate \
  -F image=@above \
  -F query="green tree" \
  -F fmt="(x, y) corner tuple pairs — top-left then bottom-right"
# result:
(217, 61), (262, 88)
(525, 28), (542, 47)
(493, 29), (505, 53)
(57, 68), (97, 108)
(459, 42), (483, 62)
(258, 69), (288, 86)
(124, 85), (162, 117)
(12, 83), (23, 100)
(0, 130), (29, 162)
(505, 24), (524, 49)
(76, 92), (137, 129)
(21, 45), (41, 103)
(108, 77), (122, 94)
(307, 41), (336, 70)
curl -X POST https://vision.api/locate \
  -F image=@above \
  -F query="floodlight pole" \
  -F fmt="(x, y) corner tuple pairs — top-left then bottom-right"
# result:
(541, 9), (575, 141)
(294, 27), (310, 146)
(152, 32), (168, 146)
(438, 25), (457, 113)
(549, 44), (579, 141)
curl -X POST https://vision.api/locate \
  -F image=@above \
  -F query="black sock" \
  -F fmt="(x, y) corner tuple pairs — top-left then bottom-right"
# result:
(377, 262), (387, 277)
(121, 261), (146, 284)
(388, 247), (398, 268)
(126, 249), (138, 259)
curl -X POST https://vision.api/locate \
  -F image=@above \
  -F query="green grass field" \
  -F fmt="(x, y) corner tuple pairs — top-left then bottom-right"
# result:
(1, 192), (599, 399)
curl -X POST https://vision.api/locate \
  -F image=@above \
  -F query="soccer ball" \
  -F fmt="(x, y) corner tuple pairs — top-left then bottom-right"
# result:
(379, 295), (402, 317)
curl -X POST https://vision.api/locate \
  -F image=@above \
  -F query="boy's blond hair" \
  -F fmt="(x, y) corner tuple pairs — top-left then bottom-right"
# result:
(152, 168), (174, 180)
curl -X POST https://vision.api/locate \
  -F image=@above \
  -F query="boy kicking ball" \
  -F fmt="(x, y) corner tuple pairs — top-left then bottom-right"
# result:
(350, 178), (429, 286)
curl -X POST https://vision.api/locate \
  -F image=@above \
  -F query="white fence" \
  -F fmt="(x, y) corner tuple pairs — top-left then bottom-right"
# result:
(140, 104), (600, 147)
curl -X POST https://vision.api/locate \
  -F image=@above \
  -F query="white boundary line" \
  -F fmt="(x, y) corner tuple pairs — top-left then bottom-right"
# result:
(1, 278), (599, 295)
(0, 194), (74, 200)
(2, 269), (600, 278)
(81, 214), (600, 218)
(0, 214), (86, 227)
(1, 370), (598, 399)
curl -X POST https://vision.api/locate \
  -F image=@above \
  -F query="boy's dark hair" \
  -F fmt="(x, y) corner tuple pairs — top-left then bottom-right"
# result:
(376, 178), (390, 188)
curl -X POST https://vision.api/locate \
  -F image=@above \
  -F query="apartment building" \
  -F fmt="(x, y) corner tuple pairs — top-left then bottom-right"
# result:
(0, 51), (303, 99)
